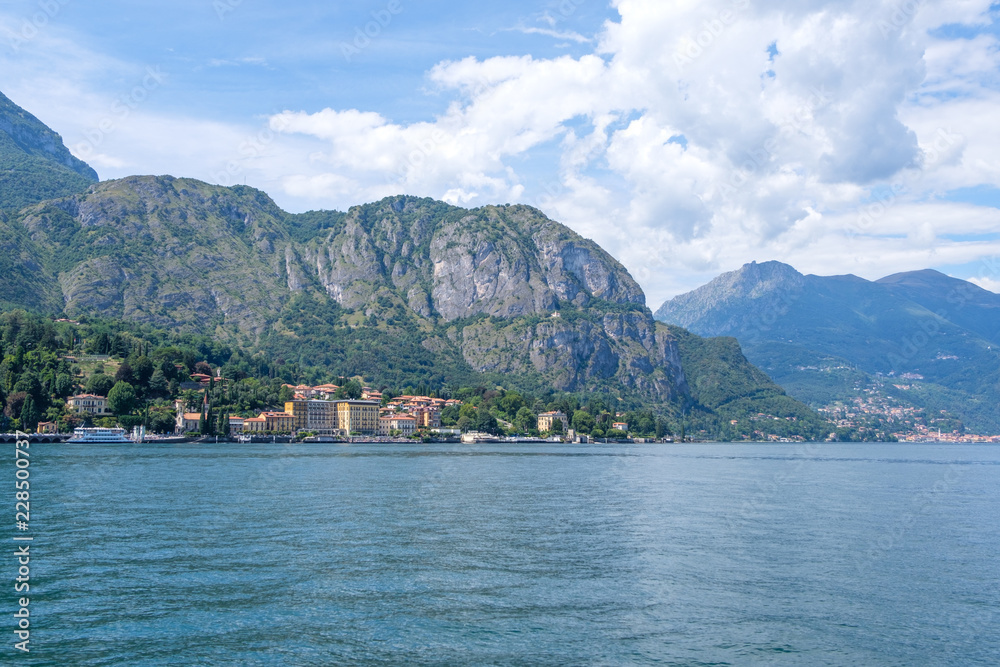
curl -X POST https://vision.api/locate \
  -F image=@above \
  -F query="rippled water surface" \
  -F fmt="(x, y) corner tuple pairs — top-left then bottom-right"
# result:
(9, 442), (1000, 665)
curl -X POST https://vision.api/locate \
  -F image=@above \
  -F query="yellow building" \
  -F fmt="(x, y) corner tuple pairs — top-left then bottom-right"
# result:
(336, 400), (380, 435)
(261, 412), (294, 432)
(284, 399), (338, 433)
(537, 411), (569, 432)
(36, 421), (57, 434)
(68, 394), (110, 416)
(243, 416), (267, 432)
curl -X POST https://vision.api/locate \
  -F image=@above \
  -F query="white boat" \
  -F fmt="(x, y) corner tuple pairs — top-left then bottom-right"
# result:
(67, 427), (133, 443)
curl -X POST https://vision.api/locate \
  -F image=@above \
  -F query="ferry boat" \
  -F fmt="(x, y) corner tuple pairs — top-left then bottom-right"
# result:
(66, 427), (133, 443)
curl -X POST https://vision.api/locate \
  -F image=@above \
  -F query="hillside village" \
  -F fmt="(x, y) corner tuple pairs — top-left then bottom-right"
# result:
(54, 375), (636, 442)
(0, 310), (666, 442)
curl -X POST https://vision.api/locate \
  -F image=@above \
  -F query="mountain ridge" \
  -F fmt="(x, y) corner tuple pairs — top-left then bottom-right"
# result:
(655, 261), (1000, 433)
(0, 90), (98, 211)
(0, 93), (835, 438)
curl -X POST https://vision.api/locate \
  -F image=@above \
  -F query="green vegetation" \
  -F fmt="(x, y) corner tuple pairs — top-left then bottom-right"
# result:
(0, 309), (295, 433)
(0, 91), (98, 212)
(664, 324), (834, 441)
(657, 261), (1000, 435)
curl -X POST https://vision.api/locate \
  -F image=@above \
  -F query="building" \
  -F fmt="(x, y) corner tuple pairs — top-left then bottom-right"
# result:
(284, 399), (339, 434)
(611, 422), (628, 431)
(537, 411), (569, 432)
(261, 412), (294, 432)
(378, 414), (417, 436)
(67, 394), (110, 416)
(337, 400), (381, 434)
(362, 387), (383, 401)
(243, 416), (267, 433)
(410, 406), (441, 429)
(228, 417), (245, 435)
(174, 400), (202, 433)
(36, 421), (57, 434)
(312, 384), (340, 398)
(177, 413), (202, 433)
(234, 412), (293, 434)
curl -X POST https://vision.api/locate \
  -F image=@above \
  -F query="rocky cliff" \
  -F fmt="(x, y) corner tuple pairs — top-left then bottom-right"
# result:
(8, 177), (687, 404)
(0, 91), (98, 210)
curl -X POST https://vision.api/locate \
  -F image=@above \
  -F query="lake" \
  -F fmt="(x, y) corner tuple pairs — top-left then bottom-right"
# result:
(9, 442), (1000, 665)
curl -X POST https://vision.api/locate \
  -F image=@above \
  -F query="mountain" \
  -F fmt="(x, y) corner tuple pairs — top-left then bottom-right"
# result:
(4, 177), (676, 400)
(0, 91), (98, 211)
(0, 91), (834, 437)
(0, 175), (833, 435)
(655, 261), (1000, 433)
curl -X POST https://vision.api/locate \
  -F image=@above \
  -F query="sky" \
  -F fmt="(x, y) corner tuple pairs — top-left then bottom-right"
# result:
(2, 0), (1000, 307)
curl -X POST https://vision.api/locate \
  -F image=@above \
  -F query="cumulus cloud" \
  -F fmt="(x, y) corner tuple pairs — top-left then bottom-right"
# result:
(265, 0), (1000, 303)
(5, 1), (1000, 304)
(969, 276), (1000, 293)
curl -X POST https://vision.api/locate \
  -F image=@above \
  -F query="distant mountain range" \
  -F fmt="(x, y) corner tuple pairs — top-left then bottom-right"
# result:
(0, 90), (836, 438)
(655, 261), (1000, 432)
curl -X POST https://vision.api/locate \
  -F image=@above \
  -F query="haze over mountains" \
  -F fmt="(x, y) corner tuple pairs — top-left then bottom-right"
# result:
(0, 89), (834, 438)
(655, 261), (1000, 433)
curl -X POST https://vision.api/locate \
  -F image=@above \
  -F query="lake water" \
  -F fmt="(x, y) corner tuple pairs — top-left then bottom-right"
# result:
(8, 442), (1000, 665)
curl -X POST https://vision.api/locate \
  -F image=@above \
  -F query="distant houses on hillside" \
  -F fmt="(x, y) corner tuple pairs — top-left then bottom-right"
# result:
(171, 383), (463, 437)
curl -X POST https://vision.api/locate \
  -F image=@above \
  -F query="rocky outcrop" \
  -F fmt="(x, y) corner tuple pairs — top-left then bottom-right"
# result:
(8, 178), (685, 402)
(0, 90), (98, 181)
(302, 197), (644, 321)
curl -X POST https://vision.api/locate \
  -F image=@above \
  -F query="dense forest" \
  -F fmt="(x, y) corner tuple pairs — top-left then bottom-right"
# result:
(0, 308), (682, 439)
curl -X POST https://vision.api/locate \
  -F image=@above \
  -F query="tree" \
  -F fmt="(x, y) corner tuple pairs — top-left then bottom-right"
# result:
(335, 379), (362, 399)
(195, 361), (213, 377)
(55, 373), (75, 398)
(107, 381), (137, 416)
(132, 356), (154, 387)
(498, 392), (526, 419)
(440, 404), (460, 426)
(114, 362), (134, 385)
(85, 373), (115, 397)
(203, 402), (215, 436)
(19, 395), (39, 432)
(148, 370), (169, 398)
(514, 406), (535, 433)
(3, 392), (27, 420)
(13, 372), (42, 402)
(548, 417), (563, 434)
(572, 409), (596, 434)
(475, 410), (500, 435)
(88, 332), (111, 355)
(148, 409), (176, 434)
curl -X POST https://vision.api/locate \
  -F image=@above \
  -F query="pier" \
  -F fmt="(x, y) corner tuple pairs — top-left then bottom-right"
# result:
(0, 433), (70, 443)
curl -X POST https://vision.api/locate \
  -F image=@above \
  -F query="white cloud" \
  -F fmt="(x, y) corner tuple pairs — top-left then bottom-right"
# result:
(968, 276), (1000, 293)
(513, 26), (592, 44)
(265, 0), (1000, 305)
(207, 57), (271, 68)
(5, 1), (1000, 306)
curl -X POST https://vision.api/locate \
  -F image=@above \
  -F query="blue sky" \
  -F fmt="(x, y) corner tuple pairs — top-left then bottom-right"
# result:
(2, 0), (1000, 304)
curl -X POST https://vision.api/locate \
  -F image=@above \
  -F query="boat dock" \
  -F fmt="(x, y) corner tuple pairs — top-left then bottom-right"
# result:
(0, 433), (70, 443)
